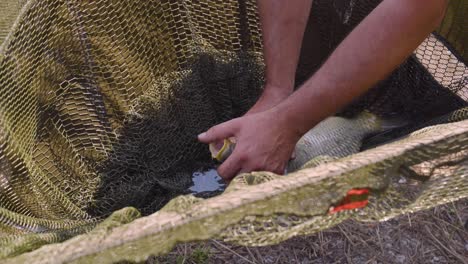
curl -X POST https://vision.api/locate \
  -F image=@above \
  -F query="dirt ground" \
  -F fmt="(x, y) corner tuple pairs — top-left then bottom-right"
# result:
(150, 198), (467, 264)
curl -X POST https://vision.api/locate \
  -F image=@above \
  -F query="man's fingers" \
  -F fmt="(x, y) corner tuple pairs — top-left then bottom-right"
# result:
(217, 153), (243, 181)
(198, 120), (239, 144)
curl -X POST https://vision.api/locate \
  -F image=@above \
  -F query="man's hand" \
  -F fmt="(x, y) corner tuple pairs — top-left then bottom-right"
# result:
(208, 86), (291, 152)
(198, 108), (300, 180)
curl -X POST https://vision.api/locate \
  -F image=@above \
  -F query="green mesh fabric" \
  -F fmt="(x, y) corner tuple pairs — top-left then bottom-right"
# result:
(0, 0), (467, 263)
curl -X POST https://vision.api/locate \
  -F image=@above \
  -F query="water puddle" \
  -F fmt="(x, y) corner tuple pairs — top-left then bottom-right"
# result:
(188, 167), (226, 198)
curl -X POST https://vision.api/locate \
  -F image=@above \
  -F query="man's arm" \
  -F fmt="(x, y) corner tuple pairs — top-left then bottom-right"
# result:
(200, 0), (448, 180)
(246, 0), (312, 114)
(276, 0), (448, 136)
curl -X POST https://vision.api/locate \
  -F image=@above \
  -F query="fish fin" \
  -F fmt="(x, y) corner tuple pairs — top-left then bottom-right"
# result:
(380, 115), (411, 130)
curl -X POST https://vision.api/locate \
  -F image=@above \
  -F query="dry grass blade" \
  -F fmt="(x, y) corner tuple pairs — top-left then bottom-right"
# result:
(211, 240), (257, 264)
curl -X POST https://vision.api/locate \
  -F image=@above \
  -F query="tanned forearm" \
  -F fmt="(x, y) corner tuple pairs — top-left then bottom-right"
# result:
(257, 0), (313, 94)
(275, 0), (448, 137)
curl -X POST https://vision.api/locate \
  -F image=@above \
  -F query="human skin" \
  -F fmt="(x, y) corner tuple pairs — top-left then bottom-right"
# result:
(245, 0), (312, 115)
(199, 0), (448, 180)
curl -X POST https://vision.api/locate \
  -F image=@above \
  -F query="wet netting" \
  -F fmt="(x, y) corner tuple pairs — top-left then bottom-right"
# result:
(0, 0), (467, 263)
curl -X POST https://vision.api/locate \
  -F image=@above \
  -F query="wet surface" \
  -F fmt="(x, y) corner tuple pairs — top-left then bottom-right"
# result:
(188, 167), (226, 198)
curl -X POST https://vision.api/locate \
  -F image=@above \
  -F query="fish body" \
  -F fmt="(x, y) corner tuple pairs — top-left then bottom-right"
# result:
(287, 111), (382, 172)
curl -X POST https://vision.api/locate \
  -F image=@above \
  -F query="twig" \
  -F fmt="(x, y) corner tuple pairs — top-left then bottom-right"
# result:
(244, 246), (258, 263)
(273, 252), (283, 264)
(211, 240), (256, 264)
(424, 226), (467, 264)
(253, 248), (265, 264)
(338, 225), (356, 247)
(376, 225), (385, 254)
(365, 256), (377, 264)
(451, 201), (464, 227)
(318, 231), (325, 261)
(293, 249), (300, 263)
(345, 243), (353, 264)
(431, 215), (468, 234)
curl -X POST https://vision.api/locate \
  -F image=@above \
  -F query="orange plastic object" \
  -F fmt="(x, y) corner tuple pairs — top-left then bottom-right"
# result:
(329, 189), (370, 214)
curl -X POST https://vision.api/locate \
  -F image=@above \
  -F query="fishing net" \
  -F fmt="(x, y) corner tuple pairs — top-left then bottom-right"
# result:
(0, 0), (466, 263)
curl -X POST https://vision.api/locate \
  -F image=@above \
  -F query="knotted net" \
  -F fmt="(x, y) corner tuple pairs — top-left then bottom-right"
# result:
(0, 0), (466, 263)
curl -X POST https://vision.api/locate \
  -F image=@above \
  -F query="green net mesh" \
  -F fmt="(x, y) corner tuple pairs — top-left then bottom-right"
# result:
(0, 0), (466, 263)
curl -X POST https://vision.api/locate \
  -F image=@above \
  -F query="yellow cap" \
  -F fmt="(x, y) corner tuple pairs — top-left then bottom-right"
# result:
(209, 138), (235, 162)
